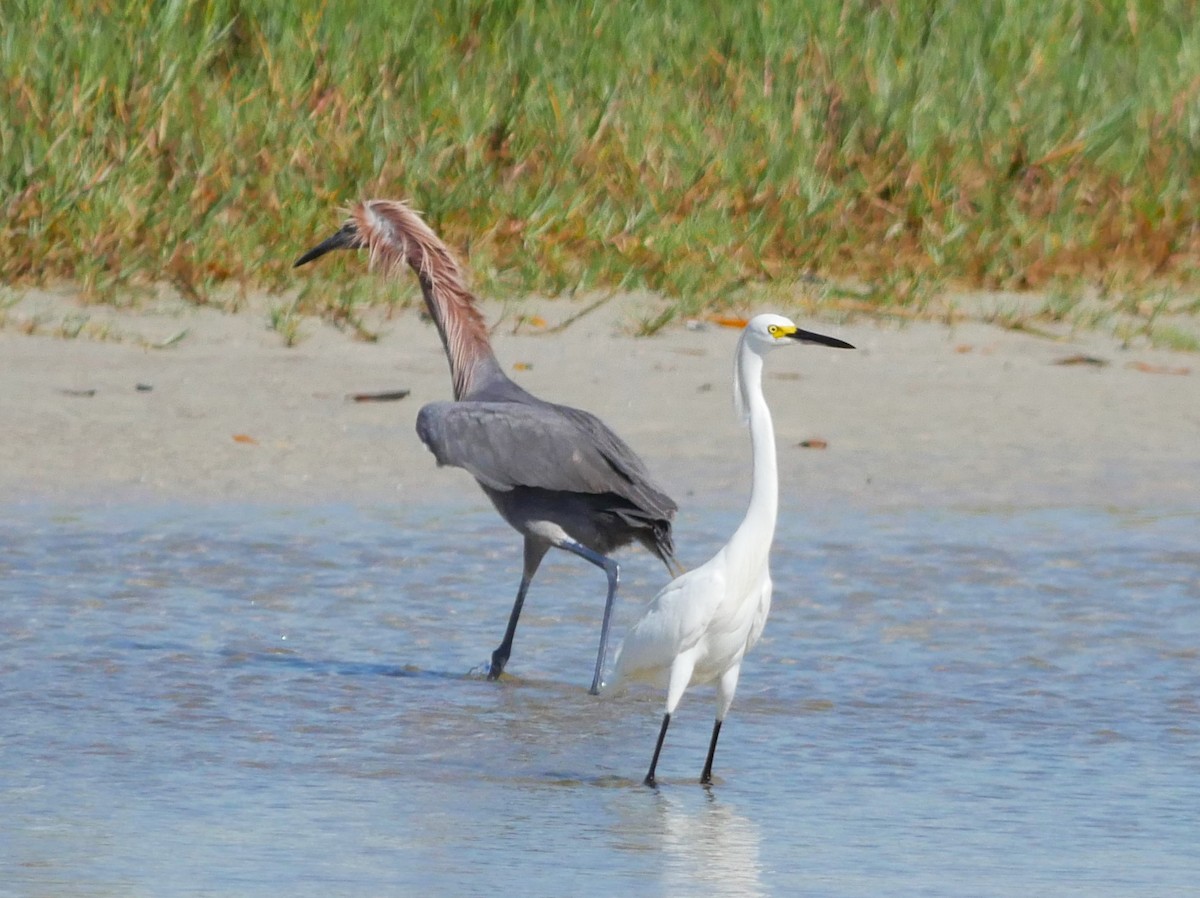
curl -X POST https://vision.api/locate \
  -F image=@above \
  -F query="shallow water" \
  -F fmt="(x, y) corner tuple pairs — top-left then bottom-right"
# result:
(2, 503), (1198, 897)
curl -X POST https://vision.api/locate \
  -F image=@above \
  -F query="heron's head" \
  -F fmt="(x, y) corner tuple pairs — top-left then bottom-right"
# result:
(293, 216), (366, 268)
(743, 313), (855, 353)
(293, 200), (436, 270)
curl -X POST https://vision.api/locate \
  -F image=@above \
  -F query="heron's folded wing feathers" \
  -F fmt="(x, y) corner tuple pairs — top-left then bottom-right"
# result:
(417, 400), (675, 517)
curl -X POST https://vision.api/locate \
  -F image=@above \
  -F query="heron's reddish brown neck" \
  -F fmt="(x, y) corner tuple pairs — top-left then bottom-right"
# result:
(352, 201), (501, 399)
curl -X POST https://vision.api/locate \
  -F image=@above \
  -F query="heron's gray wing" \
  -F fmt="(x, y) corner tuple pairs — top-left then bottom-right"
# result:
(551, 404), (677, 518)
(416, 400), (675, 516)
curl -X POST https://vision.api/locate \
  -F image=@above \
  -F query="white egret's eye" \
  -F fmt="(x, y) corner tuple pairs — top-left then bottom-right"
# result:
(767, 324), (780, 337)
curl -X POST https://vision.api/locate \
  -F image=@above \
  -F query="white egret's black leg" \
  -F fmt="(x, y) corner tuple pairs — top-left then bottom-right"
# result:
(489, 538), (550, 680)
(700, 719), (723, 785)
(556, 538), (620, 695)
(645, 712), (671, 787)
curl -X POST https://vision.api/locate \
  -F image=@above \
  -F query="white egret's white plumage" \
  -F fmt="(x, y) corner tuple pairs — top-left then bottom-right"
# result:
(610, 314), (854, 786)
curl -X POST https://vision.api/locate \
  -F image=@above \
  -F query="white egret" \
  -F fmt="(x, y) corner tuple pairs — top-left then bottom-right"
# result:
(609, 313), (854, 786)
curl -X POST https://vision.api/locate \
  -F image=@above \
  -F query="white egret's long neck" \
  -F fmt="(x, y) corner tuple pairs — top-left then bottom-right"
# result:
(729, 340), (778, 562)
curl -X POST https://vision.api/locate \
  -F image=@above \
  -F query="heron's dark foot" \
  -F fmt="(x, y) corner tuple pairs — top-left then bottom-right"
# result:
(700, 773), (713, 786)
(487, 650), (508, 681)
(643, 773), (658, 789)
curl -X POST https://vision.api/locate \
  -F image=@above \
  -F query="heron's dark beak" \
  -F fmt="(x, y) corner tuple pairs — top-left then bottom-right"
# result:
(789, 327), (855, 350)
(293, 223), (363, 268)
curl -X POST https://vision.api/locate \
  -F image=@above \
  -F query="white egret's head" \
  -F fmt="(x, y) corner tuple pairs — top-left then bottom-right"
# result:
(742, 313), (855, 353)
(734, 314), (854, 424)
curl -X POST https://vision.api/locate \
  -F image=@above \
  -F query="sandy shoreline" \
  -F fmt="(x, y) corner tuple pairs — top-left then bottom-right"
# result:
(2, 288), (1197, 512)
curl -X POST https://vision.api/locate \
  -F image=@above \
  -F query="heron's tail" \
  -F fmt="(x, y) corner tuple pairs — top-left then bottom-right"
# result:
(650, 520), (684, 578)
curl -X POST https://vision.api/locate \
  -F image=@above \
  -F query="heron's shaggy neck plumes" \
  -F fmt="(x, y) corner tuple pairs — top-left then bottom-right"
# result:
(351, 200), (498, 399)
(729, 334), (778, 563)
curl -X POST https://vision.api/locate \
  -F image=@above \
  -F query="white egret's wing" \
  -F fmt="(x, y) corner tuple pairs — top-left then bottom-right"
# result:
(613, 563), (725, 682)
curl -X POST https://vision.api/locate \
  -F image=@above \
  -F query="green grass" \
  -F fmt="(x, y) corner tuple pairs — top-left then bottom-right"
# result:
(2, 0), (1198, 326)
(1148, 322), (1200, 352)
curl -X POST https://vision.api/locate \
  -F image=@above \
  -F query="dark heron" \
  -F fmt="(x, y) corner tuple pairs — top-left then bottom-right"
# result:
(295, 199), (679, 694)
(608, 314), (854, 786)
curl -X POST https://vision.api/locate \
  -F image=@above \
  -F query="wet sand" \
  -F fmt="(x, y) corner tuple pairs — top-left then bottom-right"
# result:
(2, 287), (1197, 510)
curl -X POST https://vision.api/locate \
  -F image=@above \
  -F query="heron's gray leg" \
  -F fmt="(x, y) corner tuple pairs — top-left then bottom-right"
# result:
(700, 719), (723, 785)
(489, 537), (550, 681)
(555, 539), (619, 695)
(645, 712), (671, 787)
